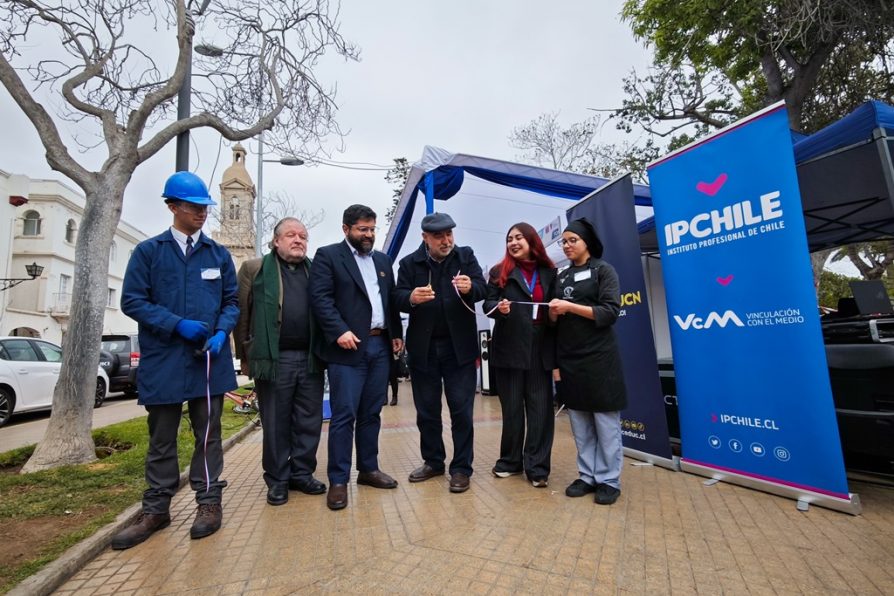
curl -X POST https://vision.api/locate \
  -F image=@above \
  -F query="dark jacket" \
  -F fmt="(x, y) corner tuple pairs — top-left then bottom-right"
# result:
(121, 229), (238, 405)
(394, 243), (487, 369)
(554, 257), (627, 412)
(483, 264), (557, 371)
(308, 241), (402, 366)
(233, 255), (324, 378)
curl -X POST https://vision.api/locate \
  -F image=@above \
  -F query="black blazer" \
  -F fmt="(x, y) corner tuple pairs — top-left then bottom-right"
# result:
(394, 243), (487, 369)
(308, 241), (402, 366)
(483, 264), (557, 371)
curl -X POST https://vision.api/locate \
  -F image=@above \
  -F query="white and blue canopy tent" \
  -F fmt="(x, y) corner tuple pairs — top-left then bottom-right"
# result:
(383, 101), (894, 354)
(638, 100), (894, 254)
(383, 146), (653, 272)
(387, 101), (894, 275)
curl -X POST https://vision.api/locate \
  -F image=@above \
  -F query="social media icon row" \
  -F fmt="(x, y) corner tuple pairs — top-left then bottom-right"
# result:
(707, 436), (790, 462)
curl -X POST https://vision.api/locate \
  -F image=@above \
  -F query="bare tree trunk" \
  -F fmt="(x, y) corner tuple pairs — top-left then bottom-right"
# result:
(845, 244), (884, 279)
(22, 179), (126, 472)
(811, 249), (833, 293)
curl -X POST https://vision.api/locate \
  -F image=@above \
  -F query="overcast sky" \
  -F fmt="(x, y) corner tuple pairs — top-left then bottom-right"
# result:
(0, 0), (656, 250)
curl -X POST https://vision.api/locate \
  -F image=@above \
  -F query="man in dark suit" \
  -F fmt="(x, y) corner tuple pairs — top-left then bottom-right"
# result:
(309, 205), (403, 511)
(394, 213), (487, 493)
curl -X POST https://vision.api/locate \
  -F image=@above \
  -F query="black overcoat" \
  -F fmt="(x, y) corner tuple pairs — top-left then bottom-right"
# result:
(393, 243), (486, 370)
(483, 265), (556, 371)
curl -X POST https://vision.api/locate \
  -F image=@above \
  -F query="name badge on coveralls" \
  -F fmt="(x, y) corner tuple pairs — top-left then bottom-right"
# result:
(201, 268), (221, 280)
(573, 269), (592, 282)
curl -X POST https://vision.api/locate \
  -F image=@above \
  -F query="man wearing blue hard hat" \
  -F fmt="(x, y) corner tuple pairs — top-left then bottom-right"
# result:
(113, 171), (239, 549)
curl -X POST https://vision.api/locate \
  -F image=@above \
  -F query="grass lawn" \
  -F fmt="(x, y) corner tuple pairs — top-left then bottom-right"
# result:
(0, 393), (257, 594)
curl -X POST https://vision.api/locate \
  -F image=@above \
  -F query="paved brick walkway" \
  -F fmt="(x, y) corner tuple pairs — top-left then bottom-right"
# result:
(57, 389), (894, 594)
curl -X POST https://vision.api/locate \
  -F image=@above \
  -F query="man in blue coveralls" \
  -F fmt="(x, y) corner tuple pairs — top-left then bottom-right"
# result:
(112, 171), (238, 550)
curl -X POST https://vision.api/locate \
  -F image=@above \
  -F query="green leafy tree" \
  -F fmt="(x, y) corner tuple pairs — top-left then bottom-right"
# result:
(619, 0), (894, 133)
(817, 270), (860, 310)
(617, 0), (894, 286)
(384, 157), (410, 224)
(830, 243), (894, 292)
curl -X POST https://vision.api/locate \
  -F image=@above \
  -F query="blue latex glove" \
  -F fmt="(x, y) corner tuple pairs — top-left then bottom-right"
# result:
(204, 330), (228, 357)
(175, 319), (210, 343)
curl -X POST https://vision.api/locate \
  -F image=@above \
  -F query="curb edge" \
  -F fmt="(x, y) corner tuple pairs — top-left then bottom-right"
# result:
(8, 420), (260, 596)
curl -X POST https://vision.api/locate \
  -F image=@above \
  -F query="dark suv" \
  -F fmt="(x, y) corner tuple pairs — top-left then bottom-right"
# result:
(99, 333), (139, 395)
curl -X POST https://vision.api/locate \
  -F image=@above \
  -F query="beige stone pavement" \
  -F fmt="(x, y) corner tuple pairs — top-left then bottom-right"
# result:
(56, 388), (894, 595)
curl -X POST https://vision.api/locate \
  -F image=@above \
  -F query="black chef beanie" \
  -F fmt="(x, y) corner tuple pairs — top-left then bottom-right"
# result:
(563, 218), (604, 259)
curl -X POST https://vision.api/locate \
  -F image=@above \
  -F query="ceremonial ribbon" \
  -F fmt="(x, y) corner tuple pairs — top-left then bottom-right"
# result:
(203, 350), (211, 493)
(450, 270), (550, 315)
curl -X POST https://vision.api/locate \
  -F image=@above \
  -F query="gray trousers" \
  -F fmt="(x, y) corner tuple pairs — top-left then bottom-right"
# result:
(255, 350), (324, 489)
(568, 409), (623, 489)
(143, 395), (226, 514)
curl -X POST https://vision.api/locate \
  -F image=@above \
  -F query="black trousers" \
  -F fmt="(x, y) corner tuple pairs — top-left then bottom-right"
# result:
(255, 350), (325, 489)
(410, 337), (477, 476)
(389, 372), (399, 401)
(493, 329), (554, 479)
(143, 395), (226, 514)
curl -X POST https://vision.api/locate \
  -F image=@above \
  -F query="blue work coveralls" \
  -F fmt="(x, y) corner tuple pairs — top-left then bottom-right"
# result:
(122, 229), (238, 404)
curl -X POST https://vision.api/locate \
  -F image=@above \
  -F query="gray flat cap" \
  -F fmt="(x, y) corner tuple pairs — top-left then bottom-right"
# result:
(421, 212), (456, 232)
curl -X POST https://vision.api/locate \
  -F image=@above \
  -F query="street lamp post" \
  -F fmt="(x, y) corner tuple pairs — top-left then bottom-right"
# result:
(255, 130), (265, 257)
(0, 262), (44, 292)
(255, 146), (304, 257)
(173, 1), (217, 171)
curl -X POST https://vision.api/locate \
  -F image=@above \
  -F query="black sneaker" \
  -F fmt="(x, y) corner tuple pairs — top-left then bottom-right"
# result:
(565, 479), (597, 497)
(492, 466), (522, 478)
(594, 484), (621, 505)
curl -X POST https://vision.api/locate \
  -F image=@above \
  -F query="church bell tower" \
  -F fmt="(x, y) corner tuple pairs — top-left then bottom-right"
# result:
(213, 143), (257, 270)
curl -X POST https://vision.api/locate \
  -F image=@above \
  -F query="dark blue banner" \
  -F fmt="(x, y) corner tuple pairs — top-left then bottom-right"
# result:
(567, 175), (673, 462)
(647, 104), (851, 501)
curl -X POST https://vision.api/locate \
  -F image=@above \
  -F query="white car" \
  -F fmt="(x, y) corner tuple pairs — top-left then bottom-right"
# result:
(0, 336), (109, 427)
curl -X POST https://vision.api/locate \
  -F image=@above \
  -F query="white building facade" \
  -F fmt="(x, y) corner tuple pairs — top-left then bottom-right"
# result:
(0, 169), (147, 345)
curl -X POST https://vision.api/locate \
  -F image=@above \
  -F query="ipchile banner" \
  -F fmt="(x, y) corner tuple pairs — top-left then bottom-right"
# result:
(567, 176), (673, 464)
(646, 103), (851, 501)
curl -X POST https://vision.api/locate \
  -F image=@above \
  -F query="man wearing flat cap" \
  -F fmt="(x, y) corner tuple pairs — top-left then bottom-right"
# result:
(394, 212), (487, 493)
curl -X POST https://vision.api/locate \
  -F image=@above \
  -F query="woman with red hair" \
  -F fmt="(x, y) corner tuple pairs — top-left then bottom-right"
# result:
(483, 223), (557, 487)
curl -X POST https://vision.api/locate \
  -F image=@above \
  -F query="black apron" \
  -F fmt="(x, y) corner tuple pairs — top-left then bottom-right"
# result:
(555, 261), (628, 413)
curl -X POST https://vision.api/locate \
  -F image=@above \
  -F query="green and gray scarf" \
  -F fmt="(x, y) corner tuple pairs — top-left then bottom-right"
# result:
(248, 252), (321, 379)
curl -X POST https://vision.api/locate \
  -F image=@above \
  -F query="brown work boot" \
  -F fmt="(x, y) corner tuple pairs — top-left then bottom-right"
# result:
(190, 503), (222, 539)
(110, 511), (171, 550)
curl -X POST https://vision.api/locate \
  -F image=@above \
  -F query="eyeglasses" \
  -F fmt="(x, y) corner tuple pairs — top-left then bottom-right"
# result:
(559, 237), (581, 246)
(352, 225), (378, 234)
(175, 202), (209, 214)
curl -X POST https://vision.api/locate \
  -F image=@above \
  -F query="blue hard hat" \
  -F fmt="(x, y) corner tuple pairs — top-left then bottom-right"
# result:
(161, 171), (217, 206)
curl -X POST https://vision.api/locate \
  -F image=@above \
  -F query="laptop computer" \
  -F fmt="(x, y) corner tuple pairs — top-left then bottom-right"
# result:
(849, 280), (894, 315)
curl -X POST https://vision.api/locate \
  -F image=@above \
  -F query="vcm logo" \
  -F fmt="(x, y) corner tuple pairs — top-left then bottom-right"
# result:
(673, 310), (744, 330)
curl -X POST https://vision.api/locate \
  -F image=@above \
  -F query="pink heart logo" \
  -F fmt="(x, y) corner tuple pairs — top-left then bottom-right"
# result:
(716, 275), (734, 286)
(696, 173), (728, 196)
(711, 413), (718, 423)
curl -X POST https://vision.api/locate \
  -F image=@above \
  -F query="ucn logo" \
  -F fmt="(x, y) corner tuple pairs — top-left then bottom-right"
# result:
(673, 310), (744, 331)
